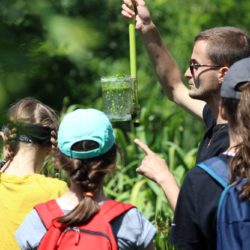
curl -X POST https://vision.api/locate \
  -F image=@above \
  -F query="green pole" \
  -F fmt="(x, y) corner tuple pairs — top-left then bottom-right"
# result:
(129, 5), (140, 125)
(129, 20), (136, 79)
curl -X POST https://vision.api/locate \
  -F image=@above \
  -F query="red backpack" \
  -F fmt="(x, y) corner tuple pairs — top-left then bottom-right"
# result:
(35, 199), (134, 250)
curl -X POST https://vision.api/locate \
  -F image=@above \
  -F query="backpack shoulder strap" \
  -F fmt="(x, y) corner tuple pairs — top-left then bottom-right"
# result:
(216, 178), (249, 250)
(34, 199), (64, 229)
(218, 178), (248, 214)
(197, 156), (229, 188)
(99, 200), (135, 223)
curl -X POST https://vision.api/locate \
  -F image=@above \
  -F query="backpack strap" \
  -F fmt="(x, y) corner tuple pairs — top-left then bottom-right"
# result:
(99, 200), (135, 223)
(197, 156), (229, 188)
(35, 199), (134, 228)
(216, 178), (249, 250)
(34, 199), (64, 229)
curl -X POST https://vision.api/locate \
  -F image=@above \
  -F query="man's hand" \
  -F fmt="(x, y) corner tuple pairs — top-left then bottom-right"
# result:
(134, 138), (170, 185)
(121, 0), (152, 31)
(134, 138), (179, 210)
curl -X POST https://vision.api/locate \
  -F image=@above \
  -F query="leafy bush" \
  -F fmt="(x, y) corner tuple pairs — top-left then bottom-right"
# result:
(52, 97), (201, 249)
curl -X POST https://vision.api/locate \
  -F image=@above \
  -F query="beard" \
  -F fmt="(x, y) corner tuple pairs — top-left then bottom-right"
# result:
(189, 85), (220, 103)
(188, 74), (220, 102)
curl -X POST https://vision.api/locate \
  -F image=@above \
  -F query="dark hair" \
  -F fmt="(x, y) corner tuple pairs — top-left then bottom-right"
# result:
(1, 97), (58, 165)
(221, 84), (250, 200)
(57, 141), (117, 226)
(195, 27), (250, 66)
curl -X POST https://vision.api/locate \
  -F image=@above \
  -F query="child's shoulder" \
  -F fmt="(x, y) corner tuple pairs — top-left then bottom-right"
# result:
(36, 174), (68, 193)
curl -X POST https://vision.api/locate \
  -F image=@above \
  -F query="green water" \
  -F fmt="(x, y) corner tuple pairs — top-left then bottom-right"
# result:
(102, 83), (132, 121)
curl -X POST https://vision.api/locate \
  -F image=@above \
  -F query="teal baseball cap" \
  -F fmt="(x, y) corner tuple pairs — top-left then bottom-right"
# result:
(58, 109), (115, 159)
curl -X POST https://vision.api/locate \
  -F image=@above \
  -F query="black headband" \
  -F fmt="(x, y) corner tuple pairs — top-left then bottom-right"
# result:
(2, 124), (53, 146)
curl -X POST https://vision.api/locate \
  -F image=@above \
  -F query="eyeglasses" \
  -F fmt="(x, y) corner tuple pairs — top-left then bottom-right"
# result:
(189, 60), (222, 75)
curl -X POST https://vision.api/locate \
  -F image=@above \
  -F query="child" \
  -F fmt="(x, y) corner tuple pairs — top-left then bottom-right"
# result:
(216, 57), (250, 249)
(15, 108), (156, 250)
(0, 97), (68, 250)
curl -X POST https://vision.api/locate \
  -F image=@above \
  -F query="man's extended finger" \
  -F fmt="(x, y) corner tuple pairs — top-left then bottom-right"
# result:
(136, 166), (141, 173)
(134, 138), (153, 155)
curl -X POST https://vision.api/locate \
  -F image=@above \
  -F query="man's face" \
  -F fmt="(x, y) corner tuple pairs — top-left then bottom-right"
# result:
(184, 40), (222, 102)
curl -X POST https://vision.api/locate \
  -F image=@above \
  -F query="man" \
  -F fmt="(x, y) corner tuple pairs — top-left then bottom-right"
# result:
(123, 1), (250, 249)
(122, 0), (250, 210)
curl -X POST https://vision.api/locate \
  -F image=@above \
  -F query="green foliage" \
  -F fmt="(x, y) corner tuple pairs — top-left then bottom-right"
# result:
(59, 100), (197, 249)
(109, 128), (193, 250)
(2, 0), (250, 248)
